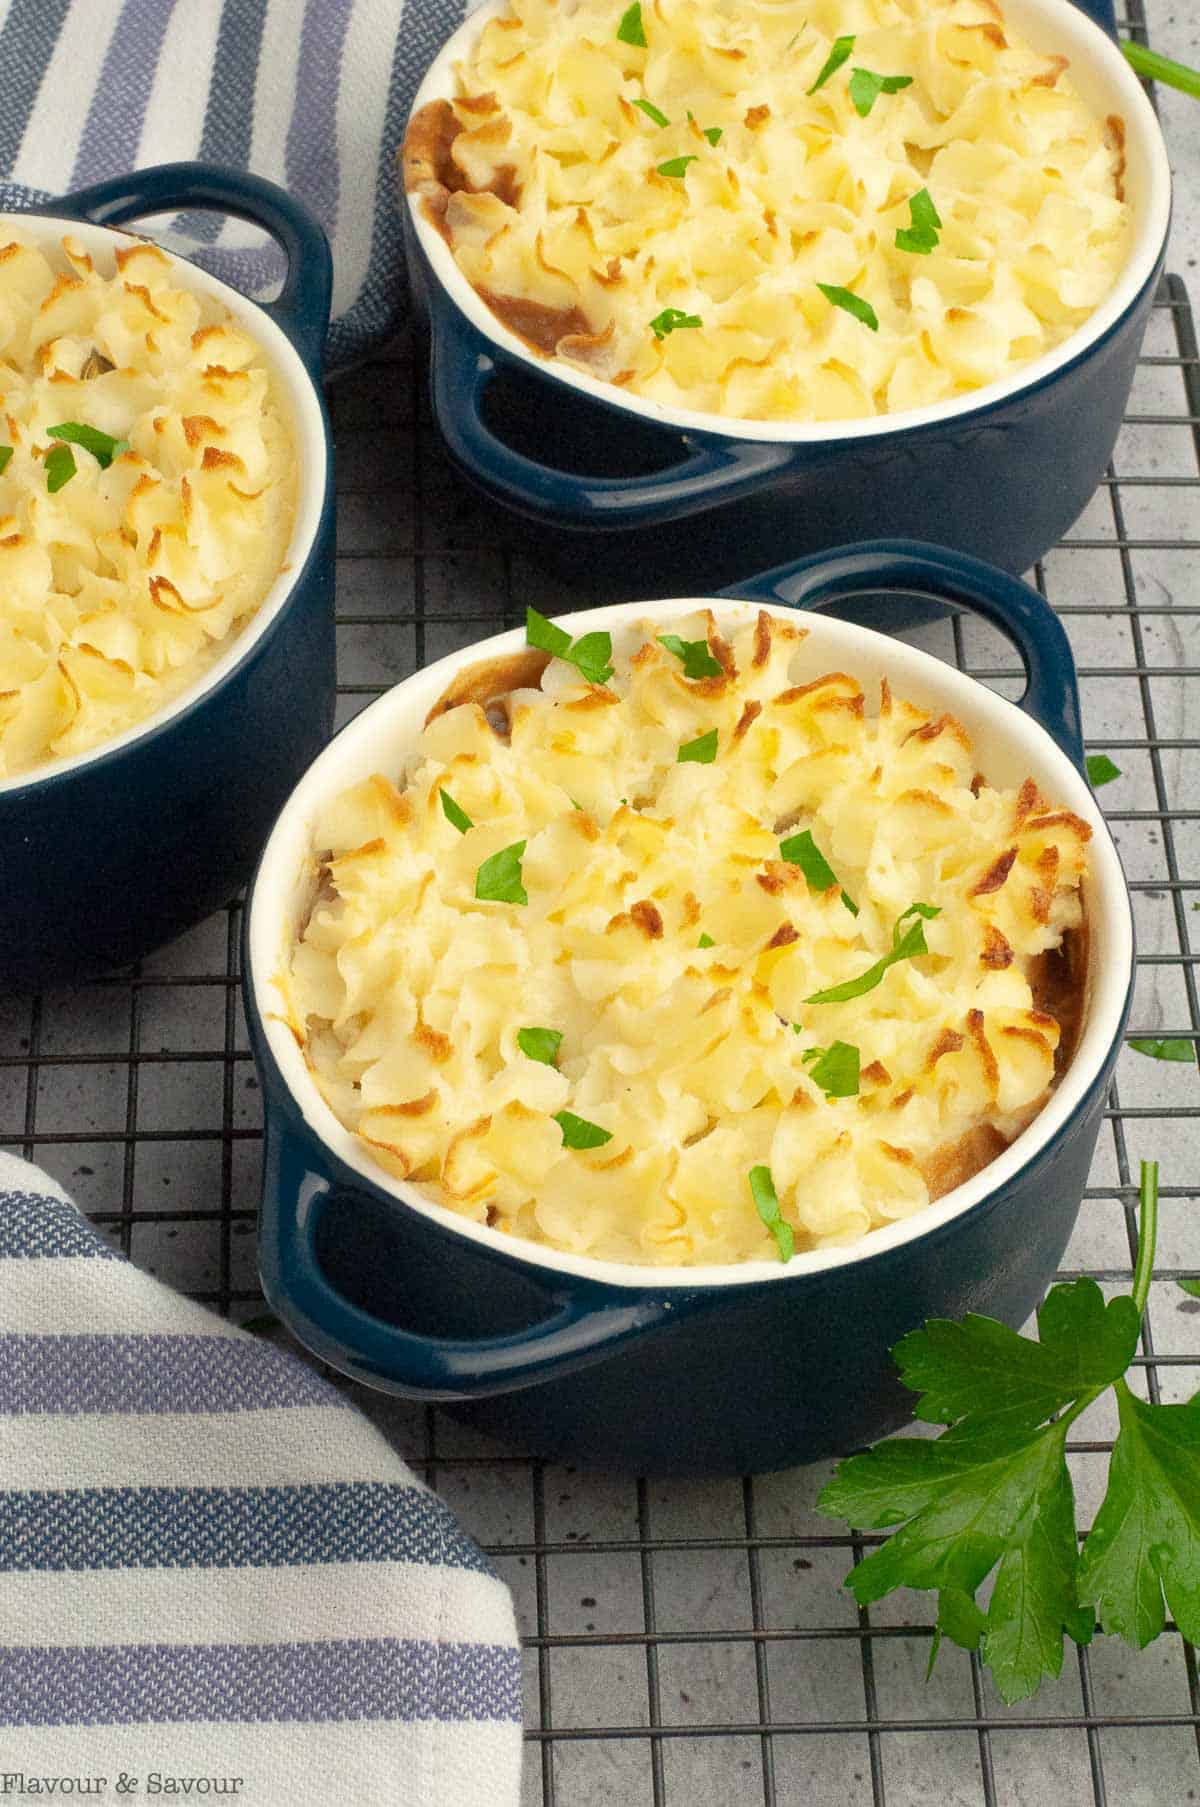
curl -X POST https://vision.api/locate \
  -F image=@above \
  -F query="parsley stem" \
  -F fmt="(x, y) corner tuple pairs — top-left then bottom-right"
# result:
(1121, 40), (1200, 101)
(1130, 1158), (1159, 1318)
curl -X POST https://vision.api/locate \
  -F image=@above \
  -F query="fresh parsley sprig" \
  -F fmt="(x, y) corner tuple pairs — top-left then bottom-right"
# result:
(817, 1161), (1200, 1704)
(749, 1164), (795, 1262)
(801, 1040), (861, 1097)
(0, 446), (12, 476)
(526, 607), (614, 686)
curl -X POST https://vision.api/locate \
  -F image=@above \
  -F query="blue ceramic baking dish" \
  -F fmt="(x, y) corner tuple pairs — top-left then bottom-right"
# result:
(400, 0), (1171, 592)
(245, 542), (1133, 1477)
(1, 164), (336, 988)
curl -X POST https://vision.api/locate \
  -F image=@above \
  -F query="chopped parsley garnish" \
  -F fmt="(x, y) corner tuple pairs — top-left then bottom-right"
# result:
(518, 1027), (563, 1066)
(657, 633), (723, 679)
(1086, 753), (1122, 788)
(1178, 1277), (1200, 1299)
(650, 307), (703, 339)
(748, 1164), (795, 1262)
(440, 788), (473, 833)
(816, 1161), (1200, 1706)
(698, 932), (715, 949)
(848, 67), (913, 116)
(555, 1110), (613, 1150)
(678, 728), (718, 764)
(896, 188), (942, 255)
(617, 1), (646, 46)
(778, 828), (858, 915)
(817, 282), (879, 331)
(688, 112), (723, 145)
(657, 154), (698, 178)
(807, 33), (855, 93)
(526, 607), (614, 685)
(1128, 1037), (1195, 1062)
(805, 902), (939, 1004)
(47, 420), (125, 469)
(44, 443), (77, 493)
(0, 446), (12, 476)
(475, 841), (528, 905)
(633, 97), (669, 127)
(802, 1040), (861, 1098)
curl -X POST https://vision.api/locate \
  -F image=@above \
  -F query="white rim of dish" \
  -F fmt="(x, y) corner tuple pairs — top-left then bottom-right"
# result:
(250, 594), (1134, 1292)
(0, 211), (328, 798)
(406, 0), (1172, 446)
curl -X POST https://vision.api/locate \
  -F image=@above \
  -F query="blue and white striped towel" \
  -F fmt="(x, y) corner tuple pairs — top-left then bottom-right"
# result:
(0, 0), (476, 373)
(0, 1153), (523, 1806)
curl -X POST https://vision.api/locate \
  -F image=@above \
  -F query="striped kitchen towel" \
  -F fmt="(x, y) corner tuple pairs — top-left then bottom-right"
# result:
(0, 1152), (523, 1807)
(0, 0), (476, 373)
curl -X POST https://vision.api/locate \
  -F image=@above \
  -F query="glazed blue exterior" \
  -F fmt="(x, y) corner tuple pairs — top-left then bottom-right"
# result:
(247, 543), (1134, 1477)
(406, 0), (1163, 593)
(3, 165), (336, 988)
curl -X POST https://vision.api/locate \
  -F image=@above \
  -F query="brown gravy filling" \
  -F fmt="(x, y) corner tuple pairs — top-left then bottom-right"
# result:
(402, 100), (599, 360)
(416, 651), (1091, 1219)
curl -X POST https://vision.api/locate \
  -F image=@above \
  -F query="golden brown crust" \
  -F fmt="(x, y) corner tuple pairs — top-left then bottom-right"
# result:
(424, 648), (552, 725)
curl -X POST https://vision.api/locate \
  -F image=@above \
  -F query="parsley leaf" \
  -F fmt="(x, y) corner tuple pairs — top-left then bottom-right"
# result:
(617, 1), (646, 46)
(650, 307), (703, 339)
(778, 827), (858, 915)
(748, 1164), (795, 1262)
(657, 155), (698, 178)
(678, 728), (718, 764)
(1086, 753), (1122, 788)
(633, 97), (669, 127)
(657, 633), (723, 679)
(47, 420), (125, 469)
(818, 1162), (1183, 1705)
(0, 446), (12, 476)
(802, 1040), (861, 1097)
(44, 443), (77, 493)
(526, 607), (614, 685)
(698, 932), (715, 949)
(805, 903), (939, 1005)
(848, 67), (913, 116)
(817, 282), (879, 332)
(896, 187), (942, 255)
(555, 1110), (613, 1150)
(1178, 1277), (1200, 1299)
(687, 111), (724, 146)
(1078, 1381), (1200, 1650)
(807, 33), (855, 93)
(440, 788), (473, 833)
(475, 841), (528, 905)
(518, 1026), (563, 1066)
(1128, 1037), (1196, 1062)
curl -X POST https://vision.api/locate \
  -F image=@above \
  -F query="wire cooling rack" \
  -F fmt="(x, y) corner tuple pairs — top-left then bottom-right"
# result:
(6, 68), (1200, 1807)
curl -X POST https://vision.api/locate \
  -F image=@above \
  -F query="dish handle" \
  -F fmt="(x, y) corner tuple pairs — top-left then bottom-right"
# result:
(1068, 0), (1118, 40)
(430, 293), (794, 527)
(259, 1128), (707, 1400)
(39, 161), (332, 374)
(722, 539), (1086, 771)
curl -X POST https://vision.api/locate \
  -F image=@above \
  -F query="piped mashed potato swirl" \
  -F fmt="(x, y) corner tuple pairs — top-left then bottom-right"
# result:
(283, 610), (1091, 1267)
(0, 232), (295, 779)
(404, 0), (1130, 421)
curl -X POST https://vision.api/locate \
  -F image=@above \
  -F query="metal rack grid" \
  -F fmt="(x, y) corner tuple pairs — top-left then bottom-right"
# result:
(5, 76), (1200, 1807)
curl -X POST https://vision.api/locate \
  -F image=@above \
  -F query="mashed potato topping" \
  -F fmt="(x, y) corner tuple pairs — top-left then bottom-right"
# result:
(403, 0), (1129, 421)
(0, 232), (295, 779)
(283, 609), (1091, 1266)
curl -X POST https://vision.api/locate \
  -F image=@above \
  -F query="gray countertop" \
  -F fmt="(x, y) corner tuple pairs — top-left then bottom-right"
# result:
(4, 5), (1200, 1803)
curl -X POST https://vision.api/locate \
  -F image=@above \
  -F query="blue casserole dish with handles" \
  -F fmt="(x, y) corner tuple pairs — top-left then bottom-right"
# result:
(0, 163), (336, 989)
(244, 542), (1134, 1477)
(400, 0), (1172, 593)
